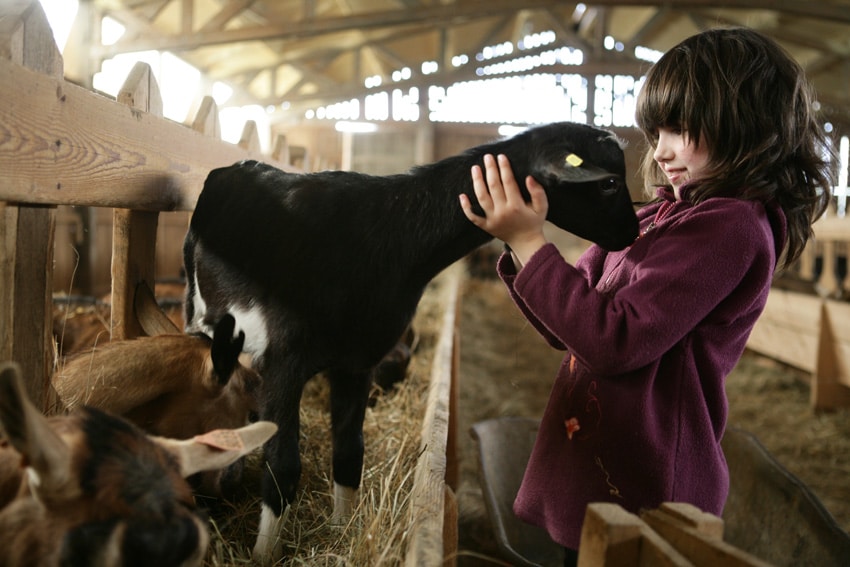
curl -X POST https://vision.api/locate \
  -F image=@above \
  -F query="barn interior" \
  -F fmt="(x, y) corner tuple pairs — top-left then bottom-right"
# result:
(2, 1), (850, 566)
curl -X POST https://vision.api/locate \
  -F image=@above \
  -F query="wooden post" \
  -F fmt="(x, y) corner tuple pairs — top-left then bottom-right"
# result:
(577, 503), (643, 566)
(191, 95), (221, 138)
(812, 300), (850, 411)
(0, 0), (63, 410)
(239, 120), (261, 153)
(271, 133), (290, 165)
(110, 62), (163, 340)
(817, 240), (839, 297)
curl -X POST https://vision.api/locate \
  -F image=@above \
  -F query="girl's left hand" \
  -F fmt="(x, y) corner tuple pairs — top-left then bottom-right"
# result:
(459, 153), (549, 265)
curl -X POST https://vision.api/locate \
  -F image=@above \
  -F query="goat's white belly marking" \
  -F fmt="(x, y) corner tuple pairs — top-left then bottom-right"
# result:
(228, 303), (269, 355)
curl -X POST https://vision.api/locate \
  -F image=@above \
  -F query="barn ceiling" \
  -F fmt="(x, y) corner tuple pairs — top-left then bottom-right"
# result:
(64, 0), (850, 129)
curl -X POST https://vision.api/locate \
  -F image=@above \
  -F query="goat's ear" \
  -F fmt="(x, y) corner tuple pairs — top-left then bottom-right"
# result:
(154, 421), (277, 478)
(210, 314), (245, 385)
(534, 153), (617, 184)
(0, 362), (72, 488)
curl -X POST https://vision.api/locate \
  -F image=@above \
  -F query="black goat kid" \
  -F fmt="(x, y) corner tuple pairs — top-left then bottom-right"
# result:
(182, 121), (639, 562)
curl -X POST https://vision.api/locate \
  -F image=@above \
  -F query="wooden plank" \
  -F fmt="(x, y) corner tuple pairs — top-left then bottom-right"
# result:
(813, 300), (850, 410)
(637, 523), (695, 567)
(758, 289), (822, 332)
(405, 265), (461, 567)
(0, 203), (13, 361)
(746, 322), (819, 372)
(747, 289), (822, 372)
(8, 206), (56, 409)
(0, 0), (61, 411)
(110, 62), (162, 341)
(445, 298), (460, 492)
(813, 215), (850, 241)
(110, 209), (159, 340)
(656, 503), (724, 540)
(641, 509), (774, 567)
(577, 503), (643, 566)
(0, 57), (293, 212)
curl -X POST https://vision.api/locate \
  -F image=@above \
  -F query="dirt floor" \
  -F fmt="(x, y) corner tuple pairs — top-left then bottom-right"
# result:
(454, 275), (850, 566)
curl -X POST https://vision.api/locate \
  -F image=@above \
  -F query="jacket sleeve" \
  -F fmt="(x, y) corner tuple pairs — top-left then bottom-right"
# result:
(497, 249), (567, 350)
(507, 199), (780, 374)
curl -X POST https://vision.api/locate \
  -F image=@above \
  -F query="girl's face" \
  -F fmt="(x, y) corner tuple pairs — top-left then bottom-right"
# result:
(653, 127), (710, 199)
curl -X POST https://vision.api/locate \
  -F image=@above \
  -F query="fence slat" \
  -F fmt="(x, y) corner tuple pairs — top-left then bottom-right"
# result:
(0, 0), (62, 410)
(110, 62), (162, 340)
(746, 289), (822, 372)
(813, 300), (850, 410)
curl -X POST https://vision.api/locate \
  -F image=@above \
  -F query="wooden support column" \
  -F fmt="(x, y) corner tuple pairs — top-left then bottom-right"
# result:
(110, 62), (163, 340)
(0, 0), (63, 410)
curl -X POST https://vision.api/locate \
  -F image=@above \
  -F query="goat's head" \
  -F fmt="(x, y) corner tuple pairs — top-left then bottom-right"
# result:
(0, 361), (276, 567)
(55, 314), (261, 440)
(511, 122), (639, 251)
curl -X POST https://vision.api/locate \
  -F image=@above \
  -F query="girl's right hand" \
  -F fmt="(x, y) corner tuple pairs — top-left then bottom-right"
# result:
(459, 153), (549, 266)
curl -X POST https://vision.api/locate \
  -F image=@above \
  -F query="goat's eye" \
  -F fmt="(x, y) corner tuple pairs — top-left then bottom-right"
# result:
(599, 177), (620, 195)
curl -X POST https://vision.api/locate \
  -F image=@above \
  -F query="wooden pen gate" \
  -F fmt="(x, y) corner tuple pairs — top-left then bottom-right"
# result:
(0, 2), (459, 564)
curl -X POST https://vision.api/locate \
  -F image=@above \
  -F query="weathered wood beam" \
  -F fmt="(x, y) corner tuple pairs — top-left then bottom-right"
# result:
(199, 0), (256, 33)
(0, 57), (292, 211)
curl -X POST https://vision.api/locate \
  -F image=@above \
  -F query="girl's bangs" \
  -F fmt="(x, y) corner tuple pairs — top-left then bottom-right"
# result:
(636, 54), (688, 136)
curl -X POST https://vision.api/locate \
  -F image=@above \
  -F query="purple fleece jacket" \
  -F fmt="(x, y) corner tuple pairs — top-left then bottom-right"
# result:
(497, 187), (786, 550)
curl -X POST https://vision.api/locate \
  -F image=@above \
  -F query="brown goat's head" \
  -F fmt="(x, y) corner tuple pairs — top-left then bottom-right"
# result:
(0, 361), (276, 567)
(53, 314), (261, 440)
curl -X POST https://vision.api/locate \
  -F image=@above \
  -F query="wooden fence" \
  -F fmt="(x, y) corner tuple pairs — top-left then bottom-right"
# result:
(749, 214), (850, 411)
(0, 0), (297, 411)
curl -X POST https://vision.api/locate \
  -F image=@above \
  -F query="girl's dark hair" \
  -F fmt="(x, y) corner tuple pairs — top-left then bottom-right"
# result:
(635, 27), (835, 270)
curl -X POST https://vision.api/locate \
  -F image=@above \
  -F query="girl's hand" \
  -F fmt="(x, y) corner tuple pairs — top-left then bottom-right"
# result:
(459, 153), (549, 266)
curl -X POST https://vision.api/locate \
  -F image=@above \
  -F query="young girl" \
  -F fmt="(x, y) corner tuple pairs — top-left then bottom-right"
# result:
(459, 27), (834, 564)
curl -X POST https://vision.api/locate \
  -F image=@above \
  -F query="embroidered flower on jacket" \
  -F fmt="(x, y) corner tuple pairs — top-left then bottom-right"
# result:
(565, 417), (580, 440)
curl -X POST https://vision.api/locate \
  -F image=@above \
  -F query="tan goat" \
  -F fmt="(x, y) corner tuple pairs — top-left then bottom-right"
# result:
(0, 360), (276, 567)
(52, 314), (260, 496)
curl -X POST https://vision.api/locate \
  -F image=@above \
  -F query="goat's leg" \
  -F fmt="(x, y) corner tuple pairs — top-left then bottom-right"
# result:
(327, 368), (373, 522)
(252, 355), (309, 565)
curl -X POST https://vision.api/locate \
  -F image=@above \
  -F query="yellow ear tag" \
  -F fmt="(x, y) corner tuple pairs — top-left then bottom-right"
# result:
(565, 153), (583, 167)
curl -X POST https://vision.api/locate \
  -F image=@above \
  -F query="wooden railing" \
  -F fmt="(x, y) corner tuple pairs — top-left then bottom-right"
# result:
(748, 212), (850, 410)
(0, 1), (297, 410)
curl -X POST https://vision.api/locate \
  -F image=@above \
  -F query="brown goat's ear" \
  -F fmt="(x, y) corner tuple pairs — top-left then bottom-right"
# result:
(134, 281), (181, 336)
(210, 314), (245, 384)
(0, 362), (72, 489)
(154, 421), (277, 478)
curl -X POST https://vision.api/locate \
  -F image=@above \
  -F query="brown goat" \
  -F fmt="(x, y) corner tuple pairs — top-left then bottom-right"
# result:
(51, 314), (260, 496)
(0, 360), (276, 567)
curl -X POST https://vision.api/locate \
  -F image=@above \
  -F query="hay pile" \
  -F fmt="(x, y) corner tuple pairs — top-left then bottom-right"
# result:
(50, 270), (454, 566)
